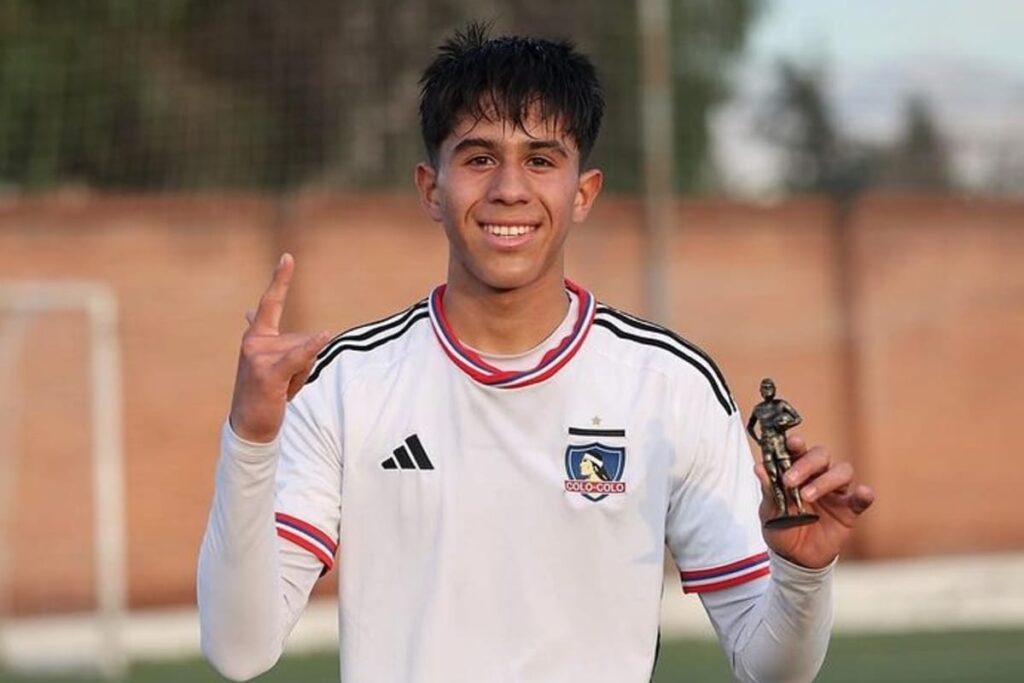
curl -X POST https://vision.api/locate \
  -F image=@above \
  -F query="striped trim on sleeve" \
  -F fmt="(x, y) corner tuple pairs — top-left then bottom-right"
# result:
(275, 512), (338, 572)
(680, 551), (770, 593)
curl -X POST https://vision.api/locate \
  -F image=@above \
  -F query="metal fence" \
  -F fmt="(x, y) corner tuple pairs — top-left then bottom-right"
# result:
(0, 0), (764, 193)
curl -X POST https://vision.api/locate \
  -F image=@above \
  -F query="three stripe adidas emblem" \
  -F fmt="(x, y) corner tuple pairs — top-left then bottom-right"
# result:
(381, 434), (434, 470)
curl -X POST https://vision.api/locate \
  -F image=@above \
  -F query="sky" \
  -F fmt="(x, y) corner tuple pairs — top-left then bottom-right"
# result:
(748, 0), (1024, 76)
(711, 0), (1024, 195)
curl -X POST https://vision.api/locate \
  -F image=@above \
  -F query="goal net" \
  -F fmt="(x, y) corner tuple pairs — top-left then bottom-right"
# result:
(0, 282), (127, 679)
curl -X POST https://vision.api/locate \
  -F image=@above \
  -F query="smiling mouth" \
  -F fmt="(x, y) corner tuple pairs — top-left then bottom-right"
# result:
(479, 223), (539, 238)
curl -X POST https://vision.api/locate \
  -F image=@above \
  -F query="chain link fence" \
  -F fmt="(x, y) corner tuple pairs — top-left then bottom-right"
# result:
(0, 0), (761, 193)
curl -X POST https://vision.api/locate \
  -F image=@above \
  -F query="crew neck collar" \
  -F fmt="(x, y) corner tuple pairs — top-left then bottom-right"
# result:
(427, 280), (595, 389)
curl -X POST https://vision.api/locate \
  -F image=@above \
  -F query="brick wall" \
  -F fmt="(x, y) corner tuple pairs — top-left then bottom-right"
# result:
(1, 192), (1022, 613)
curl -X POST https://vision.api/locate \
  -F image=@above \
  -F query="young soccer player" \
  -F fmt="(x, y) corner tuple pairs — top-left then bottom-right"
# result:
(199, 24), (874, 682)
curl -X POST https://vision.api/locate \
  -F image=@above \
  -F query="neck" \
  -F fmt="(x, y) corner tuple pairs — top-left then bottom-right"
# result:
(442, 272), (570, 355)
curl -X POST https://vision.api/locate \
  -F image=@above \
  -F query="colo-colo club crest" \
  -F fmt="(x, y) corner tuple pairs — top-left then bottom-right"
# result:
(564, 443), (626, 502)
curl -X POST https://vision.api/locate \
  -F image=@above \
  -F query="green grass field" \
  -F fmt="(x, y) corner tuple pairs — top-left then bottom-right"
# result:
(2, 629), (1022, 682)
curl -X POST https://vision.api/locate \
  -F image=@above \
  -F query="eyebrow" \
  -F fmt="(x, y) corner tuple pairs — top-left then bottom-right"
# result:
(451, 137), (571, 158)
(526, 140), (570, 158)
(452, 137), (498, 155)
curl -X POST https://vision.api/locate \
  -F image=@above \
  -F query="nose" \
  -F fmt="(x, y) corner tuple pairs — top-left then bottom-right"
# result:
(486, 163), (530, 205)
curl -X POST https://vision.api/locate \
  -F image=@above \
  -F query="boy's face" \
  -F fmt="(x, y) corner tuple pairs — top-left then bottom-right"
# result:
(415, 106), (602, 295)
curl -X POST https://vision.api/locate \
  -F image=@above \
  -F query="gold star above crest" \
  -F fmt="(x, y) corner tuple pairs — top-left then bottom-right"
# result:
(591, 415), (602, 426)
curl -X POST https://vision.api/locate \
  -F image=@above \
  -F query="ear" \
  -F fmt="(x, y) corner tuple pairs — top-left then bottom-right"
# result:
(415, 162), (443, 222)
(572, 168), (604, 223)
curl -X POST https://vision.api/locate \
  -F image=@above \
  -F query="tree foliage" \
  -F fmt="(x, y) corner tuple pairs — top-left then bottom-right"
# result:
(758, 59), (864, 196)
(0, 0), (761, 192)
(879, 95), (952, 191)
(759, 59), (956, 197)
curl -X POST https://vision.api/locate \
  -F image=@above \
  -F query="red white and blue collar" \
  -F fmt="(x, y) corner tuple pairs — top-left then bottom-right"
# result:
(428, 280), (596, 389)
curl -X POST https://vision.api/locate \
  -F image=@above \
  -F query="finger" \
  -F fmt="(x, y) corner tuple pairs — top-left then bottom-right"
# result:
(753, 461), (771, 491)
(284, 331), (332, 398)
(799, 461), (854, 503)
(251, 253), (295, 335)
(786, 433), (807, 455)
(277, 330), (332, 374)
(847, 484), (875, 515)
(752, 462), (779, 519)
(782, 445), (831, 488)
(287, 361), (314, 400)
(245, 309), (256, 326)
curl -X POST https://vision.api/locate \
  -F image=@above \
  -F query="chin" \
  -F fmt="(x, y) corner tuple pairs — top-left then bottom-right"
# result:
(465, 259), (546, 292)
(478, 272), (538, 293)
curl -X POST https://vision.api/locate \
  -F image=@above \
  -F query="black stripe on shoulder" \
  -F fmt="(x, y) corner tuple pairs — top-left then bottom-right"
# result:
(592, 315), (735, 416)
(595, 305), (736, 410)
(306, 307), (429, 386)
(316, 300), (428, 361)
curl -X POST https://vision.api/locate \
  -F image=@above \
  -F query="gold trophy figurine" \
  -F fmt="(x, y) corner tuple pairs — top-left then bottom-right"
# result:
(746, 378), (819, 529)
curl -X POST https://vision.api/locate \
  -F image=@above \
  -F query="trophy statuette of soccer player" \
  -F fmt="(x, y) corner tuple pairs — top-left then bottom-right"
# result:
(746, 378), (819, 529)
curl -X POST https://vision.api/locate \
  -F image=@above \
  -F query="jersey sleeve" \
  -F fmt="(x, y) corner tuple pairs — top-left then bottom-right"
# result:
(274, 380), (343, 574)
(666, 385), (769, 594)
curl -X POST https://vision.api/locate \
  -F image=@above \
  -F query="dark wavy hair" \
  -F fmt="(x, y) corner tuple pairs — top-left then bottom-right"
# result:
(418, 22), (604, 167)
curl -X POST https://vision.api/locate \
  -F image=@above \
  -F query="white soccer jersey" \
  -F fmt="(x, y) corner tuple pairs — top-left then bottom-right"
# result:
(271, 280), (769, 682)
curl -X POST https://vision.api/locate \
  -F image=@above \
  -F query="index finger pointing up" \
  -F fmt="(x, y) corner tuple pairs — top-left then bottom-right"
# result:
(251, 253), (295, 334)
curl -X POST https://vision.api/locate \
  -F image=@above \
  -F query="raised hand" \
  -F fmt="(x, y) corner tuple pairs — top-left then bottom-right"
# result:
(229, 254), (332, 444)
(756, 435), (875, 569)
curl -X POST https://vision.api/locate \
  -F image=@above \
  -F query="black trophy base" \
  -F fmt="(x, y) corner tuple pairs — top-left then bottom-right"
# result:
(764, 512), (819, 530)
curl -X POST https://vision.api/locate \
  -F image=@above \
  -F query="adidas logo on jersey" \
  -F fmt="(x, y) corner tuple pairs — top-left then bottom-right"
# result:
(381, 434), (434, 470)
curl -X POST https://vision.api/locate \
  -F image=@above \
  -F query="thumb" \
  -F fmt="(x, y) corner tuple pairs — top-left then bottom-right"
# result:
(753, 461), (772, 494)
(280, 330), (332, 374)
(285, 331), (332, 399)
(753, 461), (779, 520)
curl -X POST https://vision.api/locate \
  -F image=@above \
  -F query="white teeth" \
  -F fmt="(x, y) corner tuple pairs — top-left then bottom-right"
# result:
(482, 224), (535, 237)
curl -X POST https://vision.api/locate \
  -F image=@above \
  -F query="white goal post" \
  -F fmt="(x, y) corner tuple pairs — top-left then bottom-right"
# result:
(0, 281), (127, 680)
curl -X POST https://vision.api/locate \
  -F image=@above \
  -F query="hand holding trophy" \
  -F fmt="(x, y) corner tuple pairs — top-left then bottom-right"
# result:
(746, 378), (819, 529)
